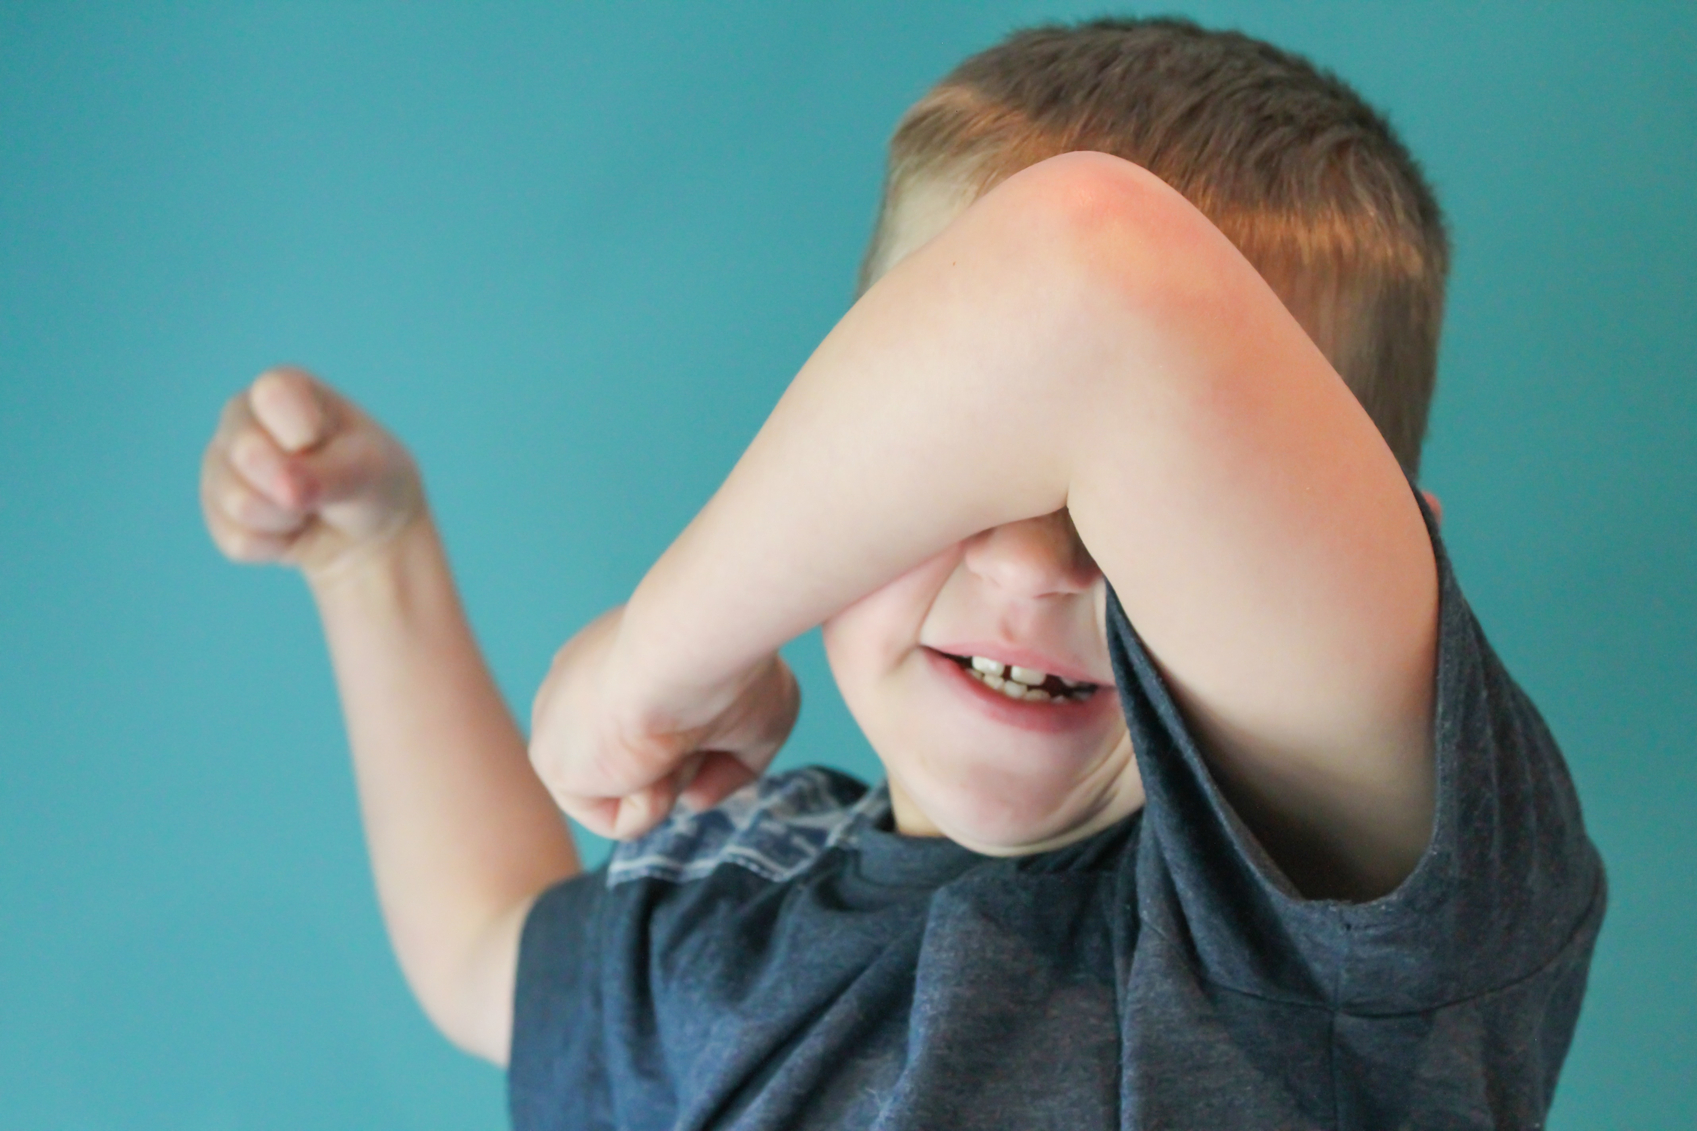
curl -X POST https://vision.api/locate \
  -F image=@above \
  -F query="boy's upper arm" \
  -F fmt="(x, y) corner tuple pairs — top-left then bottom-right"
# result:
(438, 890), (546, 1069)
(1008, 154), (1440, 898)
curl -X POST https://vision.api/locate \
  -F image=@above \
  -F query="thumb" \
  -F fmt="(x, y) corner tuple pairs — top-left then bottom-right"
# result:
(249, 367), (332, 454)
(296, 425), (393, 506)
(291, 421), (423, 552)
(610, 775), (683, 840)
(677, 750), (759, 813)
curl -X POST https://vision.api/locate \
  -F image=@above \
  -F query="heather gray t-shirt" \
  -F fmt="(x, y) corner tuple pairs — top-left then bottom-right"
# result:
(510, 515), (1605, 1130)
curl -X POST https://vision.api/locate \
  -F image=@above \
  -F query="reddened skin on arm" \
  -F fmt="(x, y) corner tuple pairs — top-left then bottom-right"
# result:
(1045, 156), (1439, 898)
(616, 152), (1436, 897)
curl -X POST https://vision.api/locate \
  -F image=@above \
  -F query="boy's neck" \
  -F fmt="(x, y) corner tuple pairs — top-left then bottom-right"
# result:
(886, 776), (945, 838)
(883, 771), (1148, 854)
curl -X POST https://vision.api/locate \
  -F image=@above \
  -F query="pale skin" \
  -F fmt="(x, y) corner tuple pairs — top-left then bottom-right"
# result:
(200, 372), (581, 1064)
(201, 150), (1438, 1068)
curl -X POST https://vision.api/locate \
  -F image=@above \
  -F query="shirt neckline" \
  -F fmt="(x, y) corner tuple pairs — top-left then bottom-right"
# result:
(841, 779), (1143, 887)
(835, 781), (990, 888)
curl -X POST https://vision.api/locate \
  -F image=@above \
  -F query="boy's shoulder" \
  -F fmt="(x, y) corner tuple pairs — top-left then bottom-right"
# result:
(608, 765), (885, 887)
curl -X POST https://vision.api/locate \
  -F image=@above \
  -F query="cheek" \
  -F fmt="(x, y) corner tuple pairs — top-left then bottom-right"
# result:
(822, 550), (964, 759)
(819, 610), (878, 707)
(822, 550), (963, 674)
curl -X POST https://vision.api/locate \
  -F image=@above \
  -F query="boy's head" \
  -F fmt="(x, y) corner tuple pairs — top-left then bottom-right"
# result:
(862, 16), (1449, 476)
(823, 18), (1450, 852)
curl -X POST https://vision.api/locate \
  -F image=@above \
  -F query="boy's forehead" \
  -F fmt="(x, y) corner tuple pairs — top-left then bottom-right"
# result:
(867, 175), (980, 288)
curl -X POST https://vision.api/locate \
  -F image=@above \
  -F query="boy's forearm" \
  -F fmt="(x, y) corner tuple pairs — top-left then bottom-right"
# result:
(310, 512), (578, 1059)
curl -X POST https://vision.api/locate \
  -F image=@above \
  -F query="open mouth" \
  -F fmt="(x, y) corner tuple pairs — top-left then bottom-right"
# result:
(937, 651), (1101, 704)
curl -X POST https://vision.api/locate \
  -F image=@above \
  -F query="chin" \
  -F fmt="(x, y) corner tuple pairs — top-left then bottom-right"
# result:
(903, 773), (1122, 856)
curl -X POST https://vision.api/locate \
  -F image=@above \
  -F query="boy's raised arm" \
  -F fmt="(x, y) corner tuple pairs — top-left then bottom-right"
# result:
(542, 152), (1436, 898)
(201, 370), (579, 1065)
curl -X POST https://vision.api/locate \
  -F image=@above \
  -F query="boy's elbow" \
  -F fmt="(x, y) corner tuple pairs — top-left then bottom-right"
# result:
(416, 971), (511, 1068)
(971, 152), (1248, 349)
(1001, 152), (1165, 232)
(394, 897), (534, 1068)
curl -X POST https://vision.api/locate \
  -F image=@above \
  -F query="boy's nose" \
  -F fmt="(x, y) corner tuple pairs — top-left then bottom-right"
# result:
(960, 509), (1100, 598)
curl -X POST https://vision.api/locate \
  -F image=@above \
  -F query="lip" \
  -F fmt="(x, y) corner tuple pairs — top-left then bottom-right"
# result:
(921, 646), (1119, 735)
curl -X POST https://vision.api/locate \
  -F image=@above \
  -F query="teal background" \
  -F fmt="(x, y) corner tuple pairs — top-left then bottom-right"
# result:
(1, 1), (1691, 1125)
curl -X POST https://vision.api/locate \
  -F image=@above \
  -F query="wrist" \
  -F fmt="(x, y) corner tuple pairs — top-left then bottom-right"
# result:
(604, 593), (772, 747)
(305, 507), (439, 612)
(601, 599), (691, 740)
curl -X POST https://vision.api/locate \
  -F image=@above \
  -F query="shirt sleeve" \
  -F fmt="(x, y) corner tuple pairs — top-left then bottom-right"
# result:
(1105, 489), (1606, 1016)
(508, 866), (614, 1131)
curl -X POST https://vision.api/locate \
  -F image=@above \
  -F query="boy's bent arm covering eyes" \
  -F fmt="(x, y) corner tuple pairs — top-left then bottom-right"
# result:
(576, 152), (1438, 894)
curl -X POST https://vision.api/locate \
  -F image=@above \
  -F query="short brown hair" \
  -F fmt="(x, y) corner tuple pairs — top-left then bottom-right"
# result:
(861, 17), (1449, 474)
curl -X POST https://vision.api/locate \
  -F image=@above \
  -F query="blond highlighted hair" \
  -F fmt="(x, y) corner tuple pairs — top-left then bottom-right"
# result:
(862, 17), (1449, 474)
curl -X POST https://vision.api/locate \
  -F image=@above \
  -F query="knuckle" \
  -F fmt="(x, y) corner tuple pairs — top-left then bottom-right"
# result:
(254, 366), (301, 396)
(221, 482), (260, 526)
(561, 796), (615, 839)
(525, 740), (555, 784)
(269, 363), (318, 386)
(211, 525), (247, 560)
(199, 460), (224, 512)
(223, 527), (275, 562)
(204, 516), (235, 556)
(588, 734), (660, 795)
(218, 393), (248, 432)
(527, 688), (548, 737)
(225, 529), (260, 561)
(200, 444), (225, 492)
(227, 429), (263, 476)
(253, 370), (297, 412)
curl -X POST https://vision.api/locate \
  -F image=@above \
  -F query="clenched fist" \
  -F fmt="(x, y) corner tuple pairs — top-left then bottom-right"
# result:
(529, 606), (800, 840)
(200, 367), (424, 584)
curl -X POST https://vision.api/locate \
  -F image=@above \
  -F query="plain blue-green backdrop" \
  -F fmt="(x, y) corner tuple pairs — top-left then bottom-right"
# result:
(2, 2), (1691, 1126)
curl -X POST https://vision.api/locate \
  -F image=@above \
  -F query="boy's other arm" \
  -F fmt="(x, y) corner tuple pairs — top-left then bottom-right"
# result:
(201, 371), (579, 1065)
(611, 152), (1437, 898)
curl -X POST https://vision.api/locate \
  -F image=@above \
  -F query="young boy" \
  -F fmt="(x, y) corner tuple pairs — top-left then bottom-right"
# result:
(200, 17), (1603, 1129)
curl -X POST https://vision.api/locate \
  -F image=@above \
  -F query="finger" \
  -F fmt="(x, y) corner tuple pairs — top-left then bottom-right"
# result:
(558, 795), (623, 840)
(211, 465), (310, 534)
(299, 424), (399, 507)
(249, 367), (333, 454)
(677, 750), (759, 812)
(215, 386), (256, 444)
(203, 430), (306, 529)
(226, 421), (315, 511)
(203, 505), (298, 563)
(609, 776), (682, 841)
(556, 789), (667, 842)
(534, 762), (630, 840)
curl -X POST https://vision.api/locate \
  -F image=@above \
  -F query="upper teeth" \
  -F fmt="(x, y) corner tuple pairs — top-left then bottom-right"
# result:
(1009, 664), (1048, 686)
(963, 655), (1096, 702)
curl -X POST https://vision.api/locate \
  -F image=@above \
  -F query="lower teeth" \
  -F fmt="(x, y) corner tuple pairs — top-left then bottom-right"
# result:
(967, 668), (1093, 702)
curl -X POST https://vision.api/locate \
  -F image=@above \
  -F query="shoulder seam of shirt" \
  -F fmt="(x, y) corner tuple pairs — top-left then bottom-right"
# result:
(606, 767), (886, 887)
